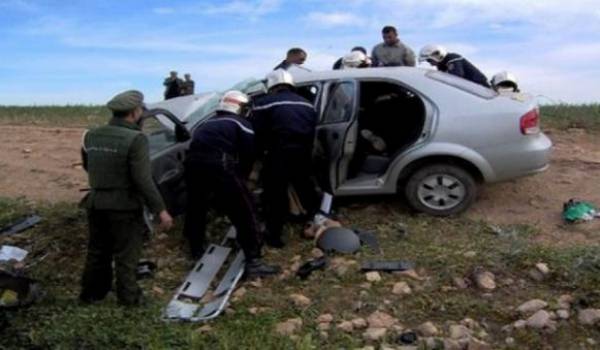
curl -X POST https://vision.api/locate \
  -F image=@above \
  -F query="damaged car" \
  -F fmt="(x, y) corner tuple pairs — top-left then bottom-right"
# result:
(140, 67), (552, 217)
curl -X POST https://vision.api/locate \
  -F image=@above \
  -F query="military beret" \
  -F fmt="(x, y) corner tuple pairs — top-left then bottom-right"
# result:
(106, 90), (144, 112)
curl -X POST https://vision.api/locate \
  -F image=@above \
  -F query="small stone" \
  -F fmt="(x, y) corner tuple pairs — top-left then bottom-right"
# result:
(526, 310), (551, 329)
(337, 321), (354, 333)
(317, 322), (331, 331)
(578, 309), (600, 326)
(468, 338), (492, 350)
(587, 338), (598, 346)
(248, 279), (263, 288)
(473, 270), (496, 291)
(449, 324), (471, 340)
(275, 318), (303, 336)
(366, 271), (382, 283)
(422, 337), (439, 348)
(505, 337), (515, 346)
(528, 269), (545, 282)
(463, 251), (477, 258)
(352, 318), (368, 329)
(195, 325), (213, 333)
(290, 255), (301, 263)
(311, 248), (324, 258)
(461, 318), (479, 329)
(513, 320), (526, 329)
(557, 294), (573, 309)
(443, 338), (462, 350)
(396, 346), (418, 350)
(556, 309), (570, 319)
(392, 281), (412, 295)
(517, 299), (548, 315)
(335, 264), (349, 277)
(360, 282), (372, 290)
(319, 331), (328, 339)
(362, 327), (387, 341)
(152, 286), (164, 295)
(22, 148), (32, 154)
(453, 277), (469, 289)
(289, 293), (311, 307)
(248, 307), (259, 315)
(317, 313), (333, 323)
(157, 233), (168, 240)
(416, 321), (439, 336)
(395, 269), (424, 280)
(367, 311), (398, 329)
(535, 262), (550, 275)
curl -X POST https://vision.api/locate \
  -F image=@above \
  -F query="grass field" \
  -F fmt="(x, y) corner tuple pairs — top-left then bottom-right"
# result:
(0, 103), (599, 131)
(2, 197), (600, 349)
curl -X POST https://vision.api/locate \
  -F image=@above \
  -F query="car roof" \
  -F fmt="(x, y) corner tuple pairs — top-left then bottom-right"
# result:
(289, 66), (431, 85)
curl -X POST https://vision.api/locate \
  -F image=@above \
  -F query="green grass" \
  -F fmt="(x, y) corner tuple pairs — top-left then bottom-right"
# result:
(1, 104), (599, 132)
(2, 197), (600, 349)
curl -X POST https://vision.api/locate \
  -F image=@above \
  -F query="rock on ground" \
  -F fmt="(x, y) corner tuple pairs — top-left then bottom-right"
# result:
(336, 321), (354, 333)
(363, 327), (387, 341)
(473, 270), (496, 291)
(289, 293), (311, 307)
(392, 281), (412, 295)
(352, 318), (368, 329)
(317, 313), (333, 323)
(367, 311), (398, 329)
(517, 299), (548, 315)
(449, 324), (472, 340)
(526, 310), (552, 329)
(417, 321), (439, 337)
(275, 318), (303, 336)
(366, 271), (382, 282)
(578, 309), (600, 326)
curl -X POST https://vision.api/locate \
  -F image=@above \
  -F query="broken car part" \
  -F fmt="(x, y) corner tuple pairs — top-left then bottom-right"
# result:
(0, 215), (41, 236)
(360, 260), (414, 272)
(316, 227), (361, 254)
(0, 246), (28, 263)
(296, 256), (328, 280)
(163, 227), (245, 322)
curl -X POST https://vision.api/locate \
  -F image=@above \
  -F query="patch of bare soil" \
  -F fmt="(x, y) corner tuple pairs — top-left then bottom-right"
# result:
(0, 125), (87, 204)
(1, 125), (599, 245)
(468, 128), (600, 245)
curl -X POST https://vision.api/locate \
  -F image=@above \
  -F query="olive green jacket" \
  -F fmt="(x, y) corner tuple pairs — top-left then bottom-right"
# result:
(81, 118), (166, 214)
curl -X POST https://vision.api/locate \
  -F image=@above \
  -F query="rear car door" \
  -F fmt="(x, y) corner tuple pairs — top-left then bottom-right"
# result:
(315, 80), (359, 192)
(140, 108), (191, 216)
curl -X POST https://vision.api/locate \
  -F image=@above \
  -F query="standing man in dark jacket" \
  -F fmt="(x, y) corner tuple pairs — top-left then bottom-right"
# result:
(419, 44), (490, 88)
(181, 73), (195, 95)
(251, 70), (319, 248)
(371, 26), (416, 67)
(80, 90), (173, 306)
(183, 90), (280, 277)
(163, 71), (183, 100)
(273, 48), (307, 71)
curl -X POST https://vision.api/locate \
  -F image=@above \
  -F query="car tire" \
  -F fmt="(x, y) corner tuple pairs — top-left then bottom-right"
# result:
(404, 164), (477, 216)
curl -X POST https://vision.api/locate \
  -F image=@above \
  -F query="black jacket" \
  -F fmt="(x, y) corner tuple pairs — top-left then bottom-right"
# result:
(438, 53), (490, 88)
(186, 112), (255, 176)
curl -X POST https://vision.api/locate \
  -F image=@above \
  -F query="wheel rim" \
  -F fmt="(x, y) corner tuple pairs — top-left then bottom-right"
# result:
(417, 174), (466, 211)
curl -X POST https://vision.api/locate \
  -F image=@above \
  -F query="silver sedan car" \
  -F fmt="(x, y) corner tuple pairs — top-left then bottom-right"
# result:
(141, 67), (552, 216)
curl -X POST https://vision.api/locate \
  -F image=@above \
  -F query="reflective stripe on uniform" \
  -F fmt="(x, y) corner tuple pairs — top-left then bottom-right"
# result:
(205, 117), (254, 135)
(81, 130), (89, 152)
(446, 57), (464, 64)
(253, 100), (314, 111)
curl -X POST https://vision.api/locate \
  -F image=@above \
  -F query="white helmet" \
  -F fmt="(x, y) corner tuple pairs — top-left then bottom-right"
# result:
(342, 50), (372, 69)
(491, 71), (519, 92)
(419, 44), (448, 64)
(217, 90), (250, 116)
(266, 69), (295, 90)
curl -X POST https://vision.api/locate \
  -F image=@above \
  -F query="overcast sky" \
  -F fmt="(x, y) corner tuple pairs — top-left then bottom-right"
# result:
(1, 0), (599, 105)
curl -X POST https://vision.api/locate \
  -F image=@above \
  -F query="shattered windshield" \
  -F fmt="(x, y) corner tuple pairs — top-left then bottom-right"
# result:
(185, 78), (265, 128)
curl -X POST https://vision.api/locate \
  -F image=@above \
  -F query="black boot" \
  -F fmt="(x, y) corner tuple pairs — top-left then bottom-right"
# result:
(245, 258), (281, 278)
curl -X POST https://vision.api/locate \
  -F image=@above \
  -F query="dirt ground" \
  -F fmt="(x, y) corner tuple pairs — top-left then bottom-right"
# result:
(1, 125), (599, 244)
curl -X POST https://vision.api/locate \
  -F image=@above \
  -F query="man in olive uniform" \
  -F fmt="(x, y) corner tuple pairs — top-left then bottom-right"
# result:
(181, 73), (195, 95)
(79, 90), (173, 306)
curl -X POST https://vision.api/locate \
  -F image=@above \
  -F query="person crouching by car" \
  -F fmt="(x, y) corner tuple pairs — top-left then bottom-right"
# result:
(182, 90), (280, 278)
(419, 44), (490, 88)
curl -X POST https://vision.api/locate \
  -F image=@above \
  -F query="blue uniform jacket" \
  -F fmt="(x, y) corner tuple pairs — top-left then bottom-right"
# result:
(251, 90), (318, 154)
(186, 111), (255, 177)
(438, 53), (490, 88)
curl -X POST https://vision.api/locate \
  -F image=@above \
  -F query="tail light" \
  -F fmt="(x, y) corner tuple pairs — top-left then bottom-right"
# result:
(520, 108), (540, 135)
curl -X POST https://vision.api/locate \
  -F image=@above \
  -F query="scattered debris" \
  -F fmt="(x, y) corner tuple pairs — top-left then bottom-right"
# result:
(361, 260), (414, 273)
(517, 299), (548, 315)
(392, 282), (412, 296)
(0, 246), (28, 262)
(0, 215), (42, 236)
(563, 199), (599, 223)
(394, 269), (425, 281)
(275, 318), (302, 336)
(296, 256), (327, 280)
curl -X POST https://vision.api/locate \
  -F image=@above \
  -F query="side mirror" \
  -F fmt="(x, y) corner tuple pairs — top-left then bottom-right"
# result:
(175, 124), (191, 142)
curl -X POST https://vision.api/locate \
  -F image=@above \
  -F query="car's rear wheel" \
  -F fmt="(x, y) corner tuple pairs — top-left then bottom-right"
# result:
(405, 164), (477, 216)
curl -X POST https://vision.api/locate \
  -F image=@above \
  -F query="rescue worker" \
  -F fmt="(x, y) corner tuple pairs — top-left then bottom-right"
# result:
(333, 46), (368, 70)
(183, 90), (280, 277)
(371, 26), (416, 67)
(491, 71), (520, 93)
(419, 44), (491, 88)
(163, 71), (183, 100)
(273, 48), (307, 70)
(181, 73), (195, 95)
(251, 70), (319, 248)
(79, 90), (173, 306)
(341, 50), (372, 69)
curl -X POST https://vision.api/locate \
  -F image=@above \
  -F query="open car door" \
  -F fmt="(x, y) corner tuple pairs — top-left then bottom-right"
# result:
(140, 108), (191, 216)
(315, 80), (359, 192)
